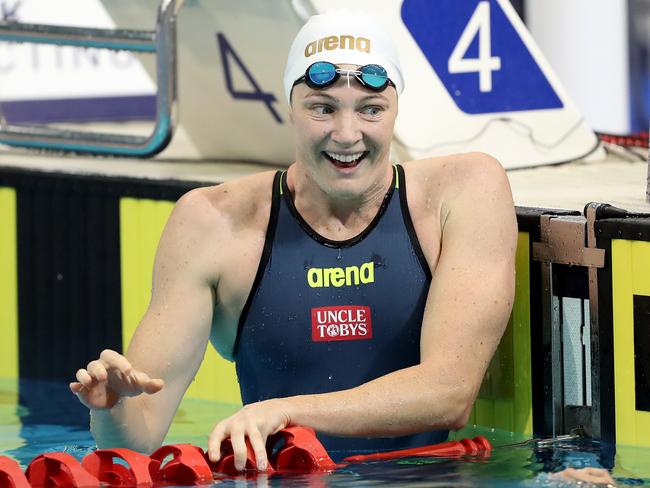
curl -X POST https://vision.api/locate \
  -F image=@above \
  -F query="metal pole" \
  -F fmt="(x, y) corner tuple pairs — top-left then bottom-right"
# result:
(0, 0), (184, 157)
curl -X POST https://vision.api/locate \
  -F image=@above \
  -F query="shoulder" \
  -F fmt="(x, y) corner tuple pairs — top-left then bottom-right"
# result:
(154, 171), (278, 277)
(170, 170), (278, 238)
(403, 152), (508, 193)
(402, 152), (512, 223)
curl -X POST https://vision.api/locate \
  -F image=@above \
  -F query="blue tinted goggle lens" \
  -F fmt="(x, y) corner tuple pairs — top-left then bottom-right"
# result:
(359, 64), (388, 88)
(308, 62), (338, 86)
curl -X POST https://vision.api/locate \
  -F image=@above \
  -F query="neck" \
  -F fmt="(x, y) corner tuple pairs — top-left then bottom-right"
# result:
(286, 163), (393, 240)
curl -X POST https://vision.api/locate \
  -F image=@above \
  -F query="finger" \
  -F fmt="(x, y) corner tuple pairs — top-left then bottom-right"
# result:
(131, 371), (164, 394)
(99, 349), (133, 375)
(208, 424), (226, 463)
(76, 369), (94, 388)
(143, 377), (165, 394)
(247, 428), (268, 471)
(145, 378), (165, 394)
(230, 427), (248, 472)
(69, 382), (84, 394)
(86, 360), (108, 382)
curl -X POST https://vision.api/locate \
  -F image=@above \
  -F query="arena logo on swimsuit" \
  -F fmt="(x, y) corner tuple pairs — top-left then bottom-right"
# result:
(311, 305), (373, 342)
(306, 261), (374, 288)
(304, 35), (371, 57)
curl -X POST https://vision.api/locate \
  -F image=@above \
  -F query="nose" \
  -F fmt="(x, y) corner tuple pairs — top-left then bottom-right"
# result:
(330, 111), (362, 147)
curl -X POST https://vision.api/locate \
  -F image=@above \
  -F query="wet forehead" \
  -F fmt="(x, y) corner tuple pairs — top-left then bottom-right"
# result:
(302, 89), (391, 105)
(294, 76), (396, 105)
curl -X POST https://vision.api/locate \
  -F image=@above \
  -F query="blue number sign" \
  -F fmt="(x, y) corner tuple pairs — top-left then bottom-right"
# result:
(401, 0), (563, 114)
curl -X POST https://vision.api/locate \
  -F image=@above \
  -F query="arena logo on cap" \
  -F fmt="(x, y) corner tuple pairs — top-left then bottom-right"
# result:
(304, 35), (371, 58)
(311, 305), (372, 342)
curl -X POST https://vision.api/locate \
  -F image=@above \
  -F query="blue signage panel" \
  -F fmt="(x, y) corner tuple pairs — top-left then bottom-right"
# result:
(401, 0), (563, 114)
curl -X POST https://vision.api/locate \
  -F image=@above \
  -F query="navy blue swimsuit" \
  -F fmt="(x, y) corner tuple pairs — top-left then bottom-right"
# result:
(234, 165), (448, 456)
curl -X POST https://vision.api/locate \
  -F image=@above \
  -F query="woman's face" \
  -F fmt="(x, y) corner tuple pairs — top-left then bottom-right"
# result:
(290, 65), (398, 200)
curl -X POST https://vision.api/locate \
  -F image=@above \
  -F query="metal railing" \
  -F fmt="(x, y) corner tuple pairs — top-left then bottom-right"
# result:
(0, 0), (184, 157)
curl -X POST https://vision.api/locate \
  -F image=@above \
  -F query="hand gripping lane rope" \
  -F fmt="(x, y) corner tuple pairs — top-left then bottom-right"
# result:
(0, 427), (491, 486)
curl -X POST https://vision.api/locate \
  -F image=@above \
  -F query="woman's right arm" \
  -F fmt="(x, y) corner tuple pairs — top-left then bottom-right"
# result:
(70, 189), (222, 453)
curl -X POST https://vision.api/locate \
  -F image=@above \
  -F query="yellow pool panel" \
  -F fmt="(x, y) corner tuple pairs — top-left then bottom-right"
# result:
(468, 232), (533, 437)
(614, 444), (650, 480)
(0, 187), (18, 383)
(120, 197), (241, 406)
(612, 239), (650, 448)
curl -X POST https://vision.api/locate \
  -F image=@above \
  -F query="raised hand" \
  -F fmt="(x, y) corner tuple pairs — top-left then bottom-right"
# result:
(69, 349), (164, 410)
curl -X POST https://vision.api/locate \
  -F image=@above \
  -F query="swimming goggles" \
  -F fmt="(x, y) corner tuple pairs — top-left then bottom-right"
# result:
(292, 61), (395, 92)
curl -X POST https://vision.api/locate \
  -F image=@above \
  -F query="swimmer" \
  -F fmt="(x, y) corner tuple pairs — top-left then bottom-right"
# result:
(70, 10), (517, 471)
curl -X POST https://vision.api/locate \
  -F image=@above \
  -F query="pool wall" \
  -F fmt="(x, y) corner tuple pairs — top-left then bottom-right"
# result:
(0, 187), (18, 399)
(595, 212), (650, 448)
(1, 166), (649, 447)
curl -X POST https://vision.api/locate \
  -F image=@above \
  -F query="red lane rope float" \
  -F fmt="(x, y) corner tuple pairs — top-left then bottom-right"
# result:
(268, 426), (338, 473)
(343, 436), (492, 463)
(150, 444), (212, 485)
(81, 448), (155, 487)
(0, 456), (30, 488)
(26, 452), (100, 487)
(0, 428), (491, 487)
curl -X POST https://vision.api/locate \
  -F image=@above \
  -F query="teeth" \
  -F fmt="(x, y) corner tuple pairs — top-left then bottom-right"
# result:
(326, 151), (364, 163)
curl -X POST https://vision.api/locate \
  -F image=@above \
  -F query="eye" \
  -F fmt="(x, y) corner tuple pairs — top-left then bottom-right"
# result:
(361, 106), (383, 117)
(312, 105), (334, 115)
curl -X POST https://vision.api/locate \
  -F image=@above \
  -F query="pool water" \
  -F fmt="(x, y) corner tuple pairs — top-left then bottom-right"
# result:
(1, 379), (649, 487)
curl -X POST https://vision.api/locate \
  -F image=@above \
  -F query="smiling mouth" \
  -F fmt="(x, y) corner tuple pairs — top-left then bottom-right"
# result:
(322, 151), (369, 168)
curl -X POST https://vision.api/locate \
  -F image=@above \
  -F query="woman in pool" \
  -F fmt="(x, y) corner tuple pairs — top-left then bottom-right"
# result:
(70, 10), (517, 471)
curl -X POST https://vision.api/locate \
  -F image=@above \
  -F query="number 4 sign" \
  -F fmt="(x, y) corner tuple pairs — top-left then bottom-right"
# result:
(448, 2), (501, 93)
(216, 32), (284, 124)
(402, 0), (563, 114)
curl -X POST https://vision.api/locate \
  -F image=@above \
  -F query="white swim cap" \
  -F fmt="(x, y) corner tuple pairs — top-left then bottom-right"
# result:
(284, 10), (404, 103)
